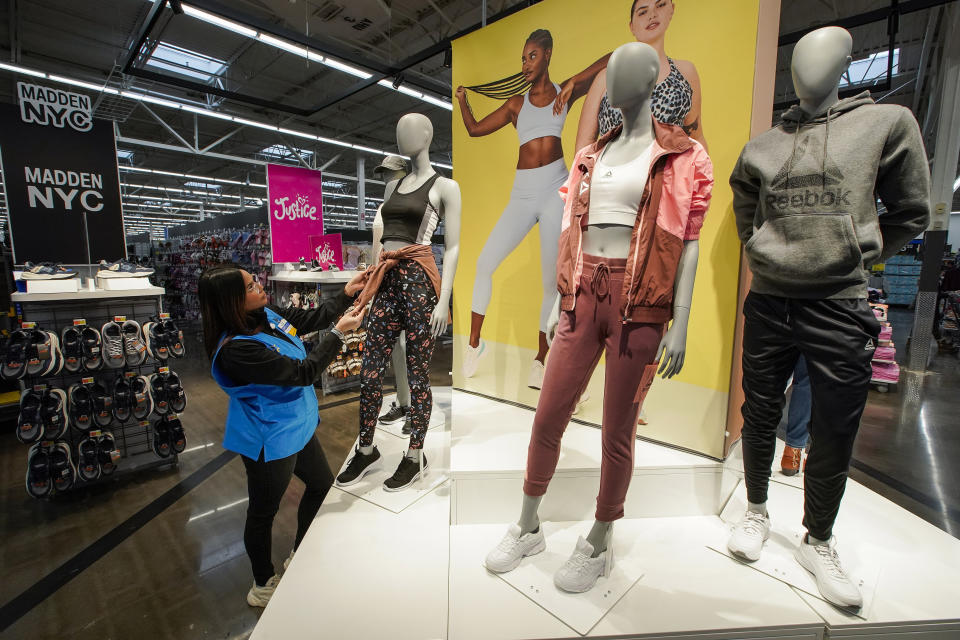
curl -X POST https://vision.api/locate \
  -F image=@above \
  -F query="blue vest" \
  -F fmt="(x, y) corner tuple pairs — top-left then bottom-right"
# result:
(211, 308), (319, 461)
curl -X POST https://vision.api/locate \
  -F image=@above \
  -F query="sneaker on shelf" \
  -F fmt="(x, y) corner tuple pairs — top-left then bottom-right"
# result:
(161, 319), (185, 358)
(68, 383), (95, 432)
(795, 535), (863, 609)
(166, 414), (187, 453)
(131, 375), (154, 420)
(42, 387), (68, 440)
(149, 373), (170, 415)
(484, 523), (546, 573)
(2, 329), (31, 380)
(91, 381), (114, 428)
(781, 445), (803, 476)
(528, 359), (545, 390)
(462, 339), (487, 379)
(298, 257), (308, 272)
(383, 453), (427, 492)
(727, 509), (771, 562)
(21, 261), (77, 280)
(80, 326), (103, 371)
(142, 321), (170, 360)
(121, 320), (147, 366)
(153, 418), (173, 458)
(97, 259), (154, 278)
(100, 322), (126, 369)
(49, 441), (76, 493)
(164, 371), (187, 413)
(112, 377), (133, 422)
(96, 432), (118, 475)
(26, 443), (54, 498)
(553, 536), (613, 593)
(61, 326), (84, 373)
(329, 264), (340, 272)
(378, 401), (409, 426)
(335, 446), (382, 487)
(77, 436), (101, 482)
(17, 389), (45, 444)
(310, 259), (323, 272)
(246, 575), (281, 608)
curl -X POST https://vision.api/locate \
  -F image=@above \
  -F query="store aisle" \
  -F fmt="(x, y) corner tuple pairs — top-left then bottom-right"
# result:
(0, 332), (452, 639)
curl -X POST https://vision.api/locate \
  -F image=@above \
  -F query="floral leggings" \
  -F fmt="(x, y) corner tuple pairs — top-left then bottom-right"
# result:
(359, 260), (438, 450)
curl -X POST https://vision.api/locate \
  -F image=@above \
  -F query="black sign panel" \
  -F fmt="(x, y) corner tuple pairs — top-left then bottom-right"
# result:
(0, 102), (125, 264)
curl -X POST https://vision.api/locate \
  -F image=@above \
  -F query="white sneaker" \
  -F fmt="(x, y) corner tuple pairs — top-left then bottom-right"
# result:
(727, 509), (771, 561)
(572, 389), (590, 415)
(528, 360), (545, 389)
(795, 536), (862, 608)
(554, 536), (613, 593)
(283, 550), (295, 572)
(462, 339), (487, 378)
(246, 574), (281, 607)
(484, 523), (546, 573)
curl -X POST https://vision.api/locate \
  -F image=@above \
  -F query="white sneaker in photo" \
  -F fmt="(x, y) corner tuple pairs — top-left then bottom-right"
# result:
(572, 389), (590, 415)
(726, 509), (771, 561)
(462, 339), (487, 378)
(527, 359), (545, 389)
(553, 536), (613, 593)
(795, 535), (863, 608)
(484, 523), (546, 573)
(247, 574), (281, 607)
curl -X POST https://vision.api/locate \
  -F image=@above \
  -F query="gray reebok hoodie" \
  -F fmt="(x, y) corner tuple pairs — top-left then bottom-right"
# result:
(729, 91), (930, 299)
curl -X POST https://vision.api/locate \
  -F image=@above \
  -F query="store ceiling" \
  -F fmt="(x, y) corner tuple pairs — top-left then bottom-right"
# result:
(0, 0), (957, 231)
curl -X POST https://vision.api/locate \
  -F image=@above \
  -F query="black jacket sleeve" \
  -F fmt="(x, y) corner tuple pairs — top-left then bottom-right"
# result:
(269, 288), (355, 334)
(216, 331), (344, 387)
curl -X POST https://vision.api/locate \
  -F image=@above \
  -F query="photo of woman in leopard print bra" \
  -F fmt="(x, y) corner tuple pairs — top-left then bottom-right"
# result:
(553, 0), (708, 153)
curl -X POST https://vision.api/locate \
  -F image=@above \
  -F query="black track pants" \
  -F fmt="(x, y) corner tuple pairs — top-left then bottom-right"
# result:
(740, 291), (880, 540)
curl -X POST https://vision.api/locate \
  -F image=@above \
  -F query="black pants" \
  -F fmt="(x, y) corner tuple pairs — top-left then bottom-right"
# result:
(241, 433), (334, 585)
(740, 291), (879, 540)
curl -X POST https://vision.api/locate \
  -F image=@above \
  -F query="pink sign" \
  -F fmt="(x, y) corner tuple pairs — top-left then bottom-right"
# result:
(267, 164), (324, 263)
(309, 234), (344, 270)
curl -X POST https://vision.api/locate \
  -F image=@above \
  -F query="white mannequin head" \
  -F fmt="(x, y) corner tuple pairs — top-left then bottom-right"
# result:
(791, 26), (853, 114)
(606, 42), (660, 109)
(396, 113), (434, 157)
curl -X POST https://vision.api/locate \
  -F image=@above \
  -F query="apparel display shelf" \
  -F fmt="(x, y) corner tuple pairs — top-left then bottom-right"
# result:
(11, 286), (188, 494)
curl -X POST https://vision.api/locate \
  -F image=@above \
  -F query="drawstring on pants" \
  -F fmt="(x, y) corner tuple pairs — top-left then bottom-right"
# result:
(591, 262), (611, 299)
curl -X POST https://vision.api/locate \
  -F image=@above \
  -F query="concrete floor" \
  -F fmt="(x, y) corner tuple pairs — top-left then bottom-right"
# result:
(0, 308), (956, 639)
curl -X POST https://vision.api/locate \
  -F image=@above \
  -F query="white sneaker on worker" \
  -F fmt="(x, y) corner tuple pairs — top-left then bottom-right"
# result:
(795, 535), (863, 609)
(246, 574), (281, 607)
(727, 509), (771, 561)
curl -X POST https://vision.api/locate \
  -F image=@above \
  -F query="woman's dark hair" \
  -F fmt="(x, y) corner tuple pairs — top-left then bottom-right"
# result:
(465, 28), (553, 100)
(199, 264), (252, 359)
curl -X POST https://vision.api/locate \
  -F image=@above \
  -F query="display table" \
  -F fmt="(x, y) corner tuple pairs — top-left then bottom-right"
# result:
(11, 286), (166, 303)
(253, 389), (960, 639)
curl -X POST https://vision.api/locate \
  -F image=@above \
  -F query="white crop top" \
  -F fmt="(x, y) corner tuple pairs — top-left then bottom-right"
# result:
(587, 144), (653, 227)
(516, 83), (567, 146)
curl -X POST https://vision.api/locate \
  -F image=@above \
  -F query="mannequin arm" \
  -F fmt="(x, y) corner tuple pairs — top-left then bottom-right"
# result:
(430, 178), (462, 338)
(656, 240), (699, 378)
(372, 206), (384, 262)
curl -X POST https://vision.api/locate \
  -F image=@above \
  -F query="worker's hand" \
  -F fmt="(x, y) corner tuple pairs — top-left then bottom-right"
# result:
(345, 270), (369, 296)
(336, 305), (367, 332)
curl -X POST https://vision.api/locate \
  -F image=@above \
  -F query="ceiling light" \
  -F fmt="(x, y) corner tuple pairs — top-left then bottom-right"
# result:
(181, 4), (258, 38)
(257, 33), (309, 58)
(48, 74), (119, 94)
(180, 103), (234, 120)
(320, 58), (372, 79)
(233, 117), (278, 131)
(0, 61), (45, 78)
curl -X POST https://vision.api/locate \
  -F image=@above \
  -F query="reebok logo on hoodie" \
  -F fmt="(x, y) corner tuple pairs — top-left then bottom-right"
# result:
(730, 91), (930, 300)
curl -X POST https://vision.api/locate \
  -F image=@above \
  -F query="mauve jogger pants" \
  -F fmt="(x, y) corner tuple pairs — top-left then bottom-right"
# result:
(524, 254), (664, 522)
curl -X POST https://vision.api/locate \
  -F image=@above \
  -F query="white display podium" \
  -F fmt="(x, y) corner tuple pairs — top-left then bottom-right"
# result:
(252, 389), (960, 640)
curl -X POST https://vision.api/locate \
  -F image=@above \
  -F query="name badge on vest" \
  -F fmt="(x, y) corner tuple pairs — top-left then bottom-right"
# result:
(271, 318), (298, 338)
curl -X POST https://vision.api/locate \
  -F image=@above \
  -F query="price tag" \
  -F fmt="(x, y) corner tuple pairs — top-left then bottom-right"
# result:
(32, 384), (48, 392)
(73, 319), (87, 326)
(40, 440), (54, 447)
(110, 450), (121, 461)
(113, 315), (126, 323)
(21, 321), (36, 329)
(89, 430), (102, 438)
(81, 376), (94, 385)
(159, 313), (170, 320)
(158, 366), (170, 375)
(139, 420), (150, 427)
(125, 371), (137, 378)
(169, 413), (178, 420)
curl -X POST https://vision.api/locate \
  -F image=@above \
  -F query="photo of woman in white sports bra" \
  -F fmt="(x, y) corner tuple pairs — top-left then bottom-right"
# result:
(455, 29), (600, 388)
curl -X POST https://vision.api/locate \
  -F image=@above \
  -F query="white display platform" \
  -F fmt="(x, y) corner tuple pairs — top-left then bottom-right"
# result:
(253, 391), (960, 640)
(97, 276), (154, 290)
(24, 278), (80, 293)
(11, 286), (165, 303)
(710, 480), (879, 619)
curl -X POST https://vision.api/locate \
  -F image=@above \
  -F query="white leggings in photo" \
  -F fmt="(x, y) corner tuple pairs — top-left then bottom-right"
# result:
(471, 158), (568, 333)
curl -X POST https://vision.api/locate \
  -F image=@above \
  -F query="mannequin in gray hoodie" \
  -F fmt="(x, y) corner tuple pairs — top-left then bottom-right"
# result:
(726, 26), (929, 610)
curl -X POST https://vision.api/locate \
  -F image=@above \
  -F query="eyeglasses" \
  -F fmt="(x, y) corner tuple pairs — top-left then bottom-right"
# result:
(246, 276), (263, 292)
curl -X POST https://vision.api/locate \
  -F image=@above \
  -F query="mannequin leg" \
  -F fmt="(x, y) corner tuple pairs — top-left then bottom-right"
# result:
(399, 263), (439, 453)
(585, 520), (612, 556)
(518, 494), (543, 535)
(391, 331), (410, 408)
(795, 298), (877, 540)
(357, 276), (403, 453)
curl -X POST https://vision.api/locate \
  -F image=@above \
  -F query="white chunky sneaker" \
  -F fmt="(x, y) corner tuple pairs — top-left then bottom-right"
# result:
(795, 535), (863, 608)
(484, 523), (546, 573)
(727, 509), (771, 561)
(528, 360), (545, 389)
(246, 575), (281, 607)
(462, 339), (487, 378)
(554, 536), (613, 593)
(283, 550), (295, 572)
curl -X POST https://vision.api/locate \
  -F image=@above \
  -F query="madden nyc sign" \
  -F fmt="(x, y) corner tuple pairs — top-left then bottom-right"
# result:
(18, 81), (93, 132)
